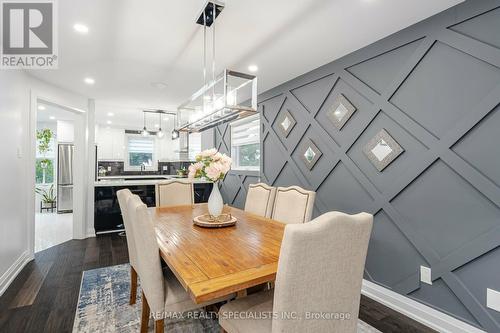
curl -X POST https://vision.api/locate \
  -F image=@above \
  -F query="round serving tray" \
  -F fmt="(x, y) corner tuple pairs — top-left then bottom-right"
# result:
(193, 213), (237, 228)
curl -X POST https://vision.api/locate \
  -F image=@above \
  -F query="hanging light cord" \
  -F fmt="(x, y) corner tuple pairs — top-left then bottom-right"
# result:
(212, 1), (216, 103)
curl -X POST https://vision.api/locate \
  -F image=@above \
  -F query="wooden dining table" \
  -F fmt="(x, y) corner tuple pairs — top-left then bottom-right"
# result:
(152, 203), (286, 304)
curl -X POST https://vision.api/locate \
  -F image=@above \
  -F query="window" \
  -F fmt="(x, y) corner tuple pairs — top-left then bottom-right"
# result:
(231, 115), (260, 171)
(35, 158), (55, 184)
(126, 135), (155, 170)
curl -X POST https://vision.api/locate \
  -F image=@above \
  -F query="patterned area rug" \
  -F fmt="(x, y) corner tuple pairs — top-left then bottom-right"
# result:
(73, 264), (381, 332)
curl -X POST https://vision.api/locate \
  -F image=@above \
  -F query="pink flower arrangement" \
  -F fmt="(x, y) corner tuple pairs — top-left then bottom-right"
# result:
(188, 149), (232, 182)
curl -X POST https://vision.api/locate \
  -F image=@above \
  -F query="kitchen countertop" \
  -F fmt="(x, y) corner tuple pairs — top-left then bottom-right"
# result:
(98, 175), (184, 180)
(94, 176), (211, 187)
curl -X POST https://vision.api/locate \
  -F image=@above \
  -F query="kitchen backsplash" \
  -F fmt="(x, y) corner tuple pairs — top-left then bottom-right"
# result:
(97, 161), (193, 176)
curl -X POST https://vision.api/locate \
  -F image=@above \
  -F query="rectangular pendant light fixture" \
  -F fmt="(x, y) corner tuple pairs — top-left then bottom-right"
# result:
(174, 1), (258, 134)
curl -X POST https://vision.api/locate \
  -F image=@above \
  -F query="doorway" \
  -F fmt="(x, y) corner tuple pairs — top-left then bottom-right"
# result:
(33, 100), (80, 252)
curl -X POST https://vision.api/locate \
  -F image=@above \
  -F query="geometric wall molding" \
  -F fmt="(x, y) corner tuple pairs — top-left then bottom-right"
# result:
(218, 1), (500, 331)
(346, 38), (423, 94)
(389, 41), (500, 138)
(449, 7), (500, 50)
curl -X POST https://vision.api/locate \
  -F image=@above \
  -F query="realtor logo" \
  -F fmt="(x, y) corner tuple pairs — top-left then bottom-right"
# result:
(1, 0), (58, 68)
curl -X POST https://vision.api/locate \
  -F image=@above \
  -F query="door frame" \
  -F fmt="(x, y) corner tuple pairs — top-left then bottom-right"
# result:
(28, 91), (88, 257)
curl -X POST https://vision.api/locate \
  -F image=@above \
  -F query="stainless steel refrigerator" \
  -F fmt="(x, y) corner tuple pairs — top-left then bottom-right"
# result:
(57, 143), (74, 213)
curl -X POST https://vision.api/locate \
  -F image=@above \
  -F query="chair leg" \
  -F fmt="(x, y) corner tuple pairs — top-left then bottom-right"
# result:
(155, 319), (164, 333)
(130, 266), (138, 305)
(140, 292), (150, 333)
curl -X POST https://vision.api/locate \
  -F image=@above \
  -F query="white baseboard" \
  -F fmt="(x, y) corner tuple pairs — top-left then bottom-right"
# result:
(0, 251), (32, 297)
(85, 228), (96, 238)
(362, 280), (486, 333)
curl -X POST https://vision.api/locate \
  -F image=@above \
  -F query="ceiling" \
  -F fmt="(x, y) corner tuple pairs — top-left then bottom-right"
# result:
(37, 101), (77, 124)
(27, 0), (463, 129)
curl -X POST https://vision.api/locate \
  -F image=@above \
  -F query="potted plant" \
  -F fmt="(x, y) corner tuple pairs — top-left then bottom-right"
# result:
(35, 184), (57, 208)
(188, 149), (232, 218)
(176, 166), (188, 177)
(37, 128), (54, 169)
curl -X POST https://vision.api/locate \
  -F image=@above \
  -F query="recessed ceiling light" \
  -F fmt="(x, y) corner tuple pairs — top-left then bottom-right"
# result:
(84, 77), (95, 85)
(248, 64), (258, 72)
(49, 116), (55, 120)
(38, 105), (46, 110)
(106, 120), (112, 125)
(73, 23), (89, 34)
(151, 82), (168, 89)
(107, 112), (114, 117)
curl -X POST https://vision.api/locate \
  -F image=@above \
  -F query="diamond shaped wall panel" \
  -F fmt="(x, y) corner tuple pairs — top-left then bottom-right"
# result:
(452, 105), (500, 186)
(315, 78), (375, 148)
(453, 246), (500, 324)
(290, 74), (336, 114)
(391, 160), (500, 258)
(316, 162), (373, 215)
(346, 39), (423, 94)
(390, 41), (500, 138)
(449, 7), (500, 49)
(348, 111), (427, 193)
(365, 210), (427, 288)
(291, 128), (335, 189)
(271, 97), (309, 152)
(409, 278), (480, 327)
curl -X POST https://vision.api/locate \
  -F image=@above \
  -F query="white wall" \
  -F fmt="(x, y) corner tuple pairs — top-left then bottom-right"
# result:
(0, 72), (90, 296)
(0, 71), (30, 295)
(56, 120), (74, 143)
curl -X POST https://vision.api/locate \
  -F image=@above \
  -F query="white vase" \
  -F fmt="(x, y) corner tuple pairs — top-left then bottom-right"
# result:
(208, 182), (223, 218)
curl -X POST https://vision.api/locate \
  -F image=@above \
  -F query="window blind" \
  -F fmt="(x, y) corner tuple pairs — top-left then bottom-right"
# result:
(231, 116), (260, 146)
(128, 136), (154, 153)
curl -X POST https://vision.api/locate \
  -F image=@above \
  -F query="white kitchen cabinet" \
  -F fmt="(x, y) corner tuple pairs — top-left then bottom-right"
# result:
(97, 127), (125, 161)
(111, 129), (125, 160)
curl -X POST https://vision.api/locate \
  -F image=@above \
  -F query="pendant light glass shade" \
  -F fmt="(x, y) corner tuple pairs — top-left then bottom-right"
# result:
(156, 114), (164, 138)
(141, 112), (149, 136)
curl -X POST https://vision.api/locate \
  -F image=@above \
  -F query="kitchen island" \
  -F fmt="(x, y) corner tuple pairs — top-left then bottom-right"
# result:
(94, 176), (213, 234)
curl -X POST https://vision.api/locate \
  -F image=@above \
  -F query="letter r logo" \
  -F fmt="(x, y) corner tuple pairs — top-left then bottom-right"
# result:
(2, 2), (53, 54)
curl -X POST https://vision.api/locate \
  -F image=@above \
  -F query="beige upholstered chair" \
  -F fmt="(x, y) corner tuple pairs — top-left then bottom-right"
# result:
(271, 186), (316, 224)
(116, 189), (139, 305)
(155, 180), (194, 207)
(244, 183), (276, 218)
(219, 211), (373, 333)
(128, 195), (235, 333)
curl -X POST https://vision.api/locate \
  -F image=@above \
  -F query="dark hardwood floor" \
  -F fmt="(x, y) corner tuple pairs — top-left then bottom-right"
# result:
(0, 234), (436, 333)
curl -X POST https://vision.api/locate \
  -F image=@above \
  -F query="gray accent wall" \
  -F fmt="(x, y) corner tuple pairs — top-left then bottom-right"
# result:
(215, 0), (500, 330)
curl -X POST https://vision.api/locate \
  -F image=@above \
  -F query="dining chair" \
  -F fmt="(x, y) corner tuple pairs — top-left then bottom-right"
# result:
(219, 211), (373, 333)
(155, 180), (194, 207)
(116, 189), (139, 305)
(271, 186), (316, 224)
(128, 196), (235, 333)
(244, 183), (276, 218)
